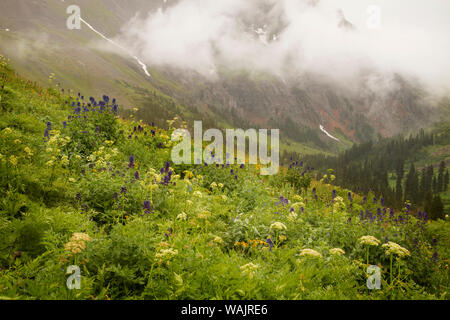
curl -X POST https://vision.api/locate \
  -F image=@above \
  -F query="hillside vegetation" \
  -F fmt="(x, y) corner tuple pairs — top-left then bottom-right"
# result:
(0, 55), (449, 300)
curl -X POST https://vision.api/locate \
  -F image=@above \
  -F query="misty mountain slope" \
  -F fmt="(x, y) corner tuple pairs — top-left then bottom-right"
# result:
(0, 0), (442, 153)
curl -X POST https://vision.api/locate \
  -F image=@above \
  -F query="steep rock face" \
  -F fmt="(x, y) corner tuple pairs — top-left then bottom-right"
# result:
(0, 0), (439, 149)
(151, 66), (433, 143)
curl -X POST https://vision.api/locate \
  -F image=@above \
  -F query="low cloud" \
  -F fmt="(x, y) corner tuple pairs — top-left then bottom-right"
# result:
(115, 0), (450, 95)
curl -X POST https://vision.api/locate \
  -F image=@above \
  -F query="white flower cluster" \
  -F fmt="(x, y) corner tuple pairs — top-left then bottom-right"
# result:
(358, 235), (380, 246)
(382, 242), (410, 258)
(240, 263), (259, 279)
(329, 248), (345, 256)
(270, 222), (287, 231)
(299, 249), (322, 258)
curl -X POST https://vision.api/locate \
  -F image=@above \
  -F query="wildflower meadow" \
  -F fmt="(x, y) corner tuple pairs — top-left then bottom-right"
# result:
(0, 55), (449, 300)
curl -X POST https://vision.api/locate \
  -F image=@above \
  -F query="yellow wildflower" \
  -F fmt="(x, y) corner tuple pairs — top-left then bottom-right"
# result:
(61, 155), (69, 166)
(9, 155), (18, 166)
(24, 147), (33, 157)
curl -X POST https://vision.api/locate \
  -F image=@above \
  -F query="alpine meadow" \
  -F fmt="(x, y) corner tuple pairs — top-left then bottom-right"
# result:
(0, 0), (449, 302)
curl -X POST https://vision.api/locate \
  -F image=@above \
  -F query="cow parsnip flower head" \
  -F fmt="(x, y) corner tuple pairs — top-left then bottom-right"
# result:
(288, 211), (298, 222)
(382, 242), (410, 258)
(358, 235), (380, 246)
(240, 263), (259, 279)
(177, 212), (188, 220)
(64, 233), (91, 255)
(270, 222), (287, 231)
(193, 191), (202, 198)
(329, 248), (345, 256)
(213, 236), (224, 244)
(300, 249), (322, 258)
(155, 248), (178, 261)
(71, 233), (92, 242)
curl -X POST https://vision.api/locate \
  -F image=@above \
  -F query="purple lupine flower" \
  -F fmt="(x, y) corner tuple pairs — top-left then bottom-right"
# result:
(289, 207), (295, 213)
(128, 155), (135, 168)
(377, 208), (382, 221)
(165, 161), (170, 173)
(143, 200), (152, 214)
(389, 208), (395, 219)
(134, 171), (140, 180)
(373, 197), (377, 204)
(332, 190), (337, 199)
(240, 164), (244, 169)
(120, 186), (127, 195)
(363, 196), (367, 204)
(432, 252), (439, 262)
(44, 129), (50, 141)
(432, 238), (438, 247)
(63, 121), (67, 129)
(380, 198), (385, 206)
(266, 238), (273, 251)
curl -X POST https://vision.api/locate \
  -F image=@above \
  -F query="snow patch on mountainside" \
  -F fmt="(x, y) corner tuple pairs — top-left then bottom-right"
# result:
(80, 18), (151, 78)
(320, 125), (340, 142)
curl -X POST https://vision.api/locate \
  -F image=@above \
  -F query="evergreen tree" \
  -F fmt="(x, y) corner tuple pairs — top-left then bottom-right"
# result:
(429, 195), (444, 220)
(445, 169), (449, 191)
(423, 191), (433, 215)
(432, 176), (437, 194)
(395, 173), (403, 205)
(437, 161), (445, 192)
(404, 163), (419, 203)
(425, 165), (434, 193)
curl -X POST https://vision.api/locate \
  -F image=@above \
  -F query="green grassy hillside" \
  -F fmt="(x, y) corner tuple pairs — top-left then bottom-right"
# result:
(0, 55), (449, 300)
